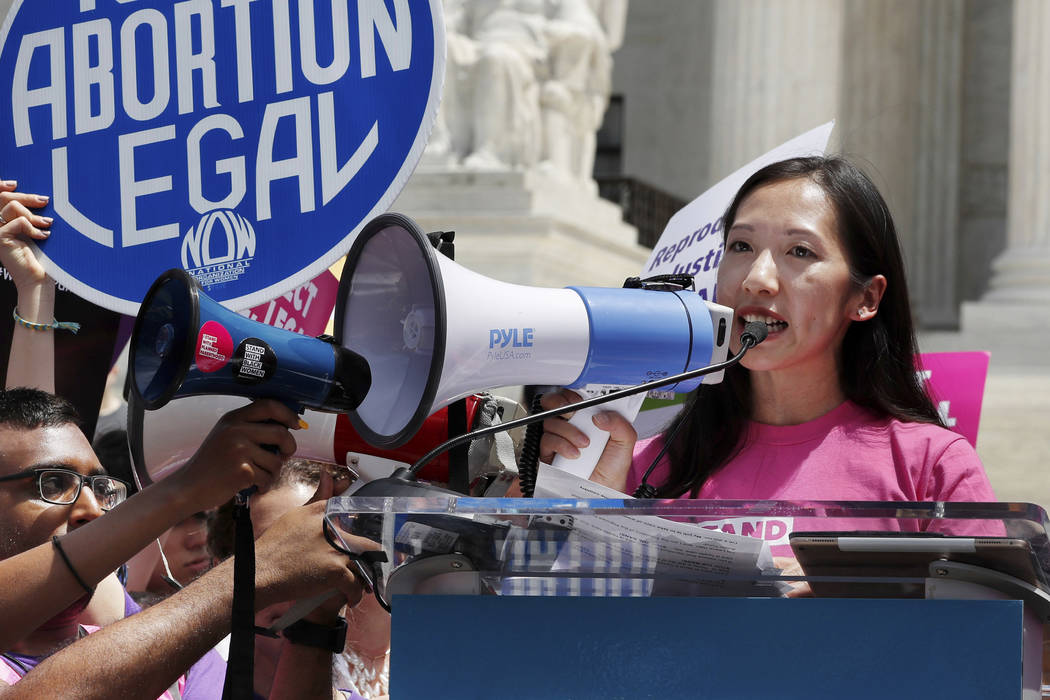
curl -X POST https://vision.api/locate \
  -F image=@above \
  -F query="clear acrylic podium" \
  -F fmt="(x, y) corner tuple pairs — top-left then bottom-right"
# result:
(326, 497), (1050, 699)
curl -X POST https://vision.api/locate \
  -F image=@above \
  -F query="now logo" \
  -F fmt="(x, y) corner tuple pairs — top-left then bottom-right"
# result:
(489, 328), (534, 349)
(182, 210), (256, 270)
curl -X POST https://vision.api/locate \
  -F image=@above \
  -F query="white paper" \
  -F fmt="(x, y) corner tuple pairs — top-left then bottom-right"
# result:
(533, 464), (786, 596)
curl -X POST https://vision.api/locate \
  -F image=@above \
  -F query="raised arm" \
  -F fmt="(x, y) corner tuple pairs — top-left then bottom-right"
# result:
(0, 500), (363, 700)
(1, 181), (56, 392)
(0, 399), (301, 650)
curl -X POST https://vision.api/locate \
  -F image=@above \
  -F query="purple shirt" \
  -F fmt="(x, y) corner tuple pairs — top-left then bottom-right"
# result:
(3, 590), (349, 699)
(124, 592), (227, 699)
(0, 590), (226, 698)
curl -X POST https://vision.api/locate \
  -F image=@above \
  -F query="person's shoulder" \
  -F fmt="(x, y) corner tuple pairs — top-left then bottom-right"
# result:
(889, 416), (979, 457)
(181, 646), (227, 699)
(884, 416), (966, 444)
(883, 416), (988, 484)
(847, 406), (981, 463)
(848, 405), (965, 446)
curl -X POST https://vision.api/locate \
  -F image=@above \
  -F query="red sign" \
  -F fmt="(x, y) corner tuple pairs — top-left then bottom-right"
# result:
(244, 269), (339, 337)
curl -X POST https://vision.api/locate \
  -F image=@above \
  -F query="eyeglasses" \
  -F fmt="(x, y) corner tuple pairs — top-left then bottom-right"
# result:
(0, 468), (129, 511)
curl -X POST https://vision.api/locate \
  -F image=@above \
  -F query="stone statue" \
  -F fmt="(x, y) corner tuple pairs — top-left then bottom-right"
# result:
(424, 0), (628, 183)
(540, 0), (626, 181)
(425, 0), (478, 165)
(462, 0), (549, 170)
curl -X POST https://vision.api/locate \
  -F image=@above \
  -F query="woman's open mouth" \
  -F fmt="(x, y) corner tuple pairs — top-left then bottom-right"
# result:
(741, 313), (788, 334)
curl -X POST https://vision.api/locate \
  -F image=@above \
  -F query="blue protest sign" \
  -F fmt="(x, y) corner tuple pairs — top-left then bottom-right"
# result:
(0, 0), (444, 315)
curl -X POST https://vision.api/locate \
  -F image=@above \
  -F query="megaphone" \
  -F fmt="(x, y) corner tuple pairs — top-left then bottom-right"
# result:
(336, 213), (734, 449)
(129, 269), (370, 413)
(127, 392), (520, 490)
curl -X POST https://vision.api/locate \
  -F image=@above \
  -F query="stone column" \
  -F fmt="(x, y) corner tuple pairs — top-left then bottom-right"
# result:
(707, 0), (843, 183)
(838, 0), (965, 328)
(910, 1), (965, 328)
(982, 0), (1050, 302)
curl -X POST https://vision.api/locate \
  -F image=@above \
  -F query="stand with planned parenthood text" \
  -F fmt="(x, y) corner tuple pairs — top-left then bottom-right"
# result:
(325, 497), (1050, 700)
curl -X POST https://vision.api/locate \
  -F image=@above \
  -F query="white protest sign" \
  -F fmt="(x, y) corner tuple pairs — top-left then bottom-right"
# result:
(629, 122), (836, 438)
(642, 121), (836, 301)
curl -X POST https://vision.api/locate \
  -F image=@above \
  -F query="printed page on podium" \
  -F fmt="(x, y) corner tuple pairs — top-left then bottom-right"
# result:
(530, 464), (788, 596)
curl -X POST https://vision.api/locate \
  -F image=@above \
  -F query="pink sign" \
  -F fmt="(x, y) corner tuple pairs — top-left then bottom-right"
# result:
(244, 270), (339, 338)
(917, 351), (991, 447)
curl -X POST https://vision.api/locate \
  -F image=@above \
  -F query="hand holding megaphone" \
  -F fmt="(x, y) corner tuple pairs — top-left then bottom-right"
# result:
(538, 389), (639, 492)
(160, 398), (301, 510)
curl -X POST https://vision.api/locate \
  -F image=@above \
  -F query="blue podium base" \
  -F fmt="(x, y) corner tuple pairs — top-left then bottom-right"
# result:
(391, 596), (1022, 699)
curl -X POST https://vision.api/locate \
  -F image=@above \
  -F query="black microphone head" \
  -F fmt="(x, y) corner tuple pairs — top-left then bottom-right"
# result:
(740, 320), (769, 347)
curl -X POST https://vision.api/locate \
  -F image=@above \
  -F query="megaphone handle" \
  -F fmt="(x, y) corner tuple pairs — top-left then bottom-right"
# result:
(261, 403), (304, 453)
(550, 389), (645, 480)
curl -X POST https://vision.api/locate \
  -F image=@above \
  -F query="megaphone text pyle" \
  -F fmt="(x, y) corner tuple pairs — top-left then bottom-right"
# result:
(131, 212), (733, 461)
(335, 213), (733, 449)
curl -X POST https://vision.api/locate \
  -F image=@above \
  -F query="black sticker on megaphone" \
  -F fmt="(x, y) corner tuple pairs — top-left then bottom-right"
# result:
(232, 338), (276, 385)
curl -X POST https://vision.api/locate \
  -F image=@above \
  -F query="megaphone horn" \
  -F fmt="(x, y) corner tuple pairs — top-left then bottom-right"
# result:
(127, 392), (507, 490)
(335, 213), (733, 449)
(129, 269), (370, 413)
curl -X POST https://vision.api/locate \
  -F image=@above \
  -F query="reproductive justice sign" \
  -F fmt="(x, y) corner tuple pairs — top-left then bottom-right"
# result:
(642, 121), (835, 302)
(0, 0), (444, 315)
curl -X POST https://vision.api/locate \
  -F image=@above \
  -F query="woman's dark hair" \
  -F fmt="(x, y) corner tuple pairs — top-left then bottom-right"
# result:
(657, 155), (942, 498)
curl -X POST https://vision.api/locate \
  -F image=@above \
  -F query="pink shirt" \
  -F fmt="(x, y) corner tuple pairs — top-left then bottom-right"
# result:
(627, 401), (998, 555)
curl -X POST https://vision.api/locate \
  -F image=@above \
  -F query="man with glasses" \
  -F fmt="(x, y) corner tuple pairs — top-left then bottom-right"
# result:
(0, 468), (129, 511)
(0, 388), (369, 698)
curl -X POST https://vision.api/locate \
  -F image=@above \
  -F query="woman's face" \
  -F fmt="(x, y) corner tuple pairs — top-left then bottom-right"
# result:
(716, 177), (870, 377)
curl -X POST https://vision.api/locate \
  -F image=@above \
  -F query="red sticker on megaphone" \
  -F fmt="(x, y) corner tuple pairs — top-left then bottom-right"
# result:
(195, 321), (233, 373)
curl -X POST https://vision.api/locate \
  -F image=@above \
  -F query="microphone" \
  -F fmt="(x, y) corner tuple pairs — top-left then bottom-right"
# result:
(351, 322), (770, 499)
(740, 320), (769, 348)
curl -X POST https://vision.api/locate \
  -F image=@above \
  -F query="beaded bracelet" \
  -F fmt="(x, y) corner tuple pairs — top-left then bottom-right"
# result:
(12, 307), (80, 334)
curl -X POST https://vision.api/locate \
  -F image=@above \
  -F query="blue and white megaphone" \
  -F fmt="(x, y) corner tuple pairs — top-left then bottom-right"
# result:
(129, 269), (371, 413)
(335, 213), (733, 451)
